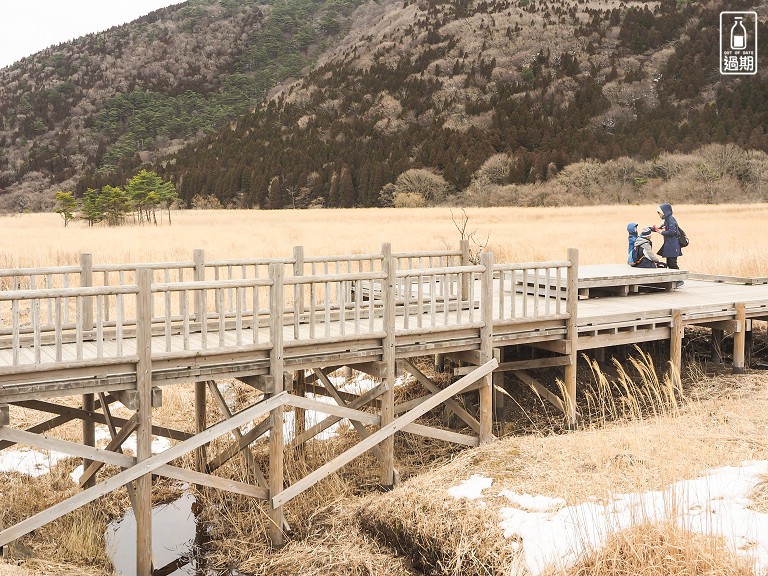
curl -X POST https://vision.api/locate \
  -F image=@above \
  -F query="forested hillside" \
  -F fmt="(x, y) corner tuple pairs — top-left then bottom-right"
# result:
(1, 0), (767, 211)
(0, 0), (365, 211)
(156, 0), (768, 208)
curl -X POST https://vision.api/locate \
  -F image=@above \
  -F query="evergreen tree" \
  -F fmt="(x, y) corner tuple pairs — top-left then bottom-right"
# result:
(53, 191), (77, 227)
(339, 165), (356, 207)
(268, 175), (284, 209)
(81, 188), (105, 226)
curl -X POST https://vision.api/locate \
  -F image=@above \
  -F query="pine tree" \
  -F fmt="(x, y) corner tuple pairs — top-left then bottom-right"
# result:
(268, 175), (284, 209)
(53, 191), (78, 227)
(339, 165), (356, 207)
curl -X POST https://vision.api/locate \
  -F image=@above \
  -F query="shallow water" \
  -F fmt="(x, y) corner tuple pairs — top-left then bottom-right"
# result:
(105, 492), (205, 575)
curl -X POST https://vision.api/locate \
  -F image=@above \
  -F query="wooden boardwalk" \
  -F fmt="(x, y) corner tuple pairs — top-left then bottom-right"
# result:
(0, 244), (766, 574)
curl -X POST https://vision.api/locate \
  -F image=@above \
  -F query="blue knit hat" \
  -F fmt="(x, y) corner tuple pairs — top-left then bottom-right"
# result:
(640, 226), (654, 237)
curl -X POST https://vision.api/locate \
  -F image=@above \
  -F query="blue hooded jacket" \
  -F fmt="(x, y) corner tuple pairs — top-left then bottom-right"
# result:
(657, 203), (682, 257)
(627, 222), (638, 264)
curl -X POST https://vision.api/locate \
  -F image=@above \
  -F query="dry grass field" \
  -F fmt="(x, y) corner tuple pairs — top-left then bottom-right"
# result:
(1, 204), (767, 576)
(0, 204), (765, 276)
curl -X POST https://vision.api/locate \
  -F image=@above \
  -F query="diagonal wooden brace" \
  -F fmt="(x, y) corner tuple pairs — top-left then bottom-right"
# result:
(0, 392), (288, 547)
(273, 359), (497, 508)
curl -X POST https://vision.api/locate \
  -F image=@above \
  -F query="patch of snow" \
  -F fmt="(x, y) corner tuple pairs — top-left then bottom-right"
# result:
(448, 474), (493, 500)
(0, 447), (71, 477)
(498, 491), (566, 513)
(499, 461), (768, 576)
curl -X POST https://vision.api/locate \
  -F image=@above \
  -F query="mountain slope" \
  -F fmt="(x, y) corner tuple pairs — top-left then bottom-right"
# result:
(0, 0), (365, 210)
(157, 0), (768, 208)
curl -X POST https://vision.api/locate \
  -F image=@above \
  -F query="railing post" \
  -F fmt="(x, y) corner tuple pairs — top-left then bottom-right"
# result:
(670, 309), (684, 383)
(79, 253), (94, 330)
(460, 239), (470, 300)
(268, 262), (285, 546)
(293, 246), (304, 339)
(479, 252), (494, 443)
(80, 253), (95, 488)
(135, 268), (154, 576)
(564, 248), (579, 427)
(380, 243), (396, 487)
(733, 302), (746, 374)
(192, 249), (207, 475)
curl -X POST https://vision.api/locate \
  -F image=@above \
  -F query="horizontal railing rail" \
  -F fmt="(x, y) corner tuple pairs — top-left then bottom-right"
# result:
(0, 245), (576, 374)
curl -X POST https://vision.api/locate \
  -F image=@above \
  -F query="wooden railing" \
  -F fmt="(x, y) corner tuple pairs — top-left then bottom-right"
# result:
(0, 246), (575, 371)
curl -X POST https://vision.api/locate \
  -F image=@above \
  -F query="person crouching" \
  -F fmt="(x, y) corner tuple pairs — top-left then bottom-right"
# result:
(631, 227), (665, 268)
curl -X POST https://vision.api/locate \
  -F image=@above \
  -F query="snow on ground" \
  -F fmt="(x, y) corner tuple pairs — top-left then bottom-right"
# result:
(448, 461), (768, 575)
(0, 428), (174, 483)
(448, 474), (494, 500)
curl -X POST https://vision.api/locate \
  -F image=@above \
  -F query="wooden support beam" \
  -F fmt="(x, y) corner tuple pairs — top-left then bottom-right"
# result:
(1, 426), (268, 501)
(529, 339), (570, 355)
(563, 248), (579, 426)
(746, 319), (753, 367)
(293, 371), (306, 453)
(239, 374), (277, 393)
(434, 353), (445, 373)
(711, 328), (724, 364)
(0, 414), (72, 451)
(0, 392), (288, 548)
(289, 383), (387, 448)
(11, 400), (192, 441)
(513, 370), (564, 413)
(670, 309), (683, 381)
(110, 387), (163, 410)
(302, 381), (380, 407)
(402, 359), (480, 434)
(403, 422), (479, 447)
(446, 349), (482, 366)
(699, 320), (740, 331)
(479, 253), (494, 444)
(272, 358), (497, 508)
(456, 355), (571, 375)
(96, 392), (140, 513)
(135, 268), (153, 576)
(268, 262), (286, 547)
(380, 243), (396, 487)
(733, 302), (746, 374)
(207, 381), (289, 534)
(205, 416), (270, 473)
(78, 414), (138, 488)
(350, 361), (386, 379)
(493, 348), (504, 420)
(313, 368), (384, 460)
(82, 393), (96, 489)
(207, 381), (267, 486)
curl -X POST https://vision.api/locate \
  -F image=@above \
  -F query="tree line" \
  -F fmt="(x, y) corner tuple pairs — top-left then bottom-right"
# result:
(54, 170), (178, 226)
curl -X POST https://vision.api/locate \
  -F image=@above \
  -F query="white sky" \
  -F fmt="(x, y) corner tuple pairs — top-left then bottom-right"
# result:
(0, 1), (186, 69)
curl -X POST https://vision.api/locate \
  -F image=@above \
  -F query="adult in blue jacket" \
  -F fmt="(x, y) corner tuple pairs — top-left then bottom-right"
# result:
(656, 203), (682, 270)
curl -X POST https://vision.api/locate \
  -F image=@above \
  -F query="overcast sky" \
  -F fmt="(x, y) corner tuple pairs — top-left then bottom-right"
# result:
(0, 1), (185, 69)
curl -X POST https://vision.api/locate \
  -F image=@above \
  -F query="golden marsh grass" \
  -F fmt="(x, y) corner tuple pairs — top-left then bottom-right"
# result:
(1, 204), (766, 276)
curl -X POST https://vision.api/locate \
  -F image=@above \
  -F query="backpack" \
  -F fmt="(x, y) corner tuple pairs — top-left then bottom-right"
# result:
(677, 226), (689, 248)
(631, 243), (645, 266)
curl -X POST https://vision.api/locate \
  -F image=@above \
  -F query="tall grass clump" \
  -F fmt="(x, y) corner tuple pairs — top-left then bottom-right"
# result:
(566, 521), (753, 576)
(580, 346), (683, 426)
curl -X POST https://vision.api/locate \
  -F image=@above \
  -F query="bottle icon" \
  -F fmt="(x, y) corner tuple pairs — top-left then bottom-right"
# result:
(731, 17), (747, 50)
